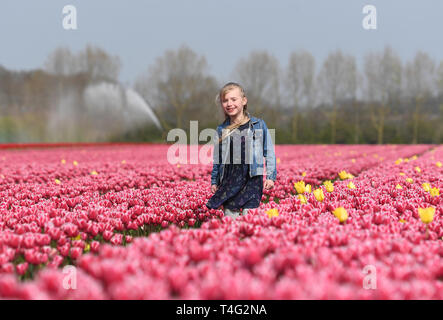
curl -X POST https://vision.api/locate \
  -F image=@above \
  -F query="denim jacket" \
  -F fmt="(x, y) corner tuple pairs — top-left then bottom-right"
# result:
(210, 112), (277, 186)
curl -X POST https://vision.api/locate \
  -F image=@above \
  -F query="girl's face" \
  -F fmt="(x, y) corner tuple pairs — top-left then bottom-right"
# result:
(221, 88), (247, 118)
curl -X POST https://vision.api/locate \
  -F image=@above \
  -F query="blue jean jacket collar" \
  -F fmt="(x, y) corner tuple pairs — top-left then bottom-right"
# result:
(220, 111), (259, 128)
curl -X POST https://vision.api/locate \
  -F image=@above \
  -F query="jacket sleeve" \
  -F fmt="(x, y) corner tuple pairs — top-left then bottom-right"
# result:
(262, 120), (277, 181)
(210, 126), (221, 185)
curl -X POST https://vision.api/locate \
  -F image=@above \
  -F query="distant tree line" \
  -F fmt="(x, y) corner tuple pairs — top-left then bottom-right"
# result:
(0, 44), (442, 144)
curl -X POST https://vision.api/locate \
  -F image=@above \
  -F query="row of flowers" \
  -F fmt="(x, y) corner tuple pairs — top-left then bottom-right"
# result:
(0, 144), (441, 299)
(0, 145), (430, 277)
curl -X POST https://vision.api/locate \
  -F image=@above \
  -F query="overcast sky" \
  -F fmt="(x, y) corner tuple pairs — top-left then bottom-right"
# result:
(0, 0), (441, 85)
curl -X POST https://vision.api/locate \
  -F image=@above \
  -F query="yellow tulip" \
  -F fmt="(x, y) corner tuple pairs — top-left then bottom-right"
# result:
(61, 159), (66, 164)
(422, 183), (431, 192)
(406, 178), (413, 183)
(121, 160), (126, 164)
(298, 194), (307, 204)
(333, 207), (348, 223)
(323, 180), (334, 192)
(395, 158), (403, 165)
(435, 161), (442, 168)
(55, 179), (61, 184)
(313, 188), (325, 202)
(399, 219), (406, 223)
(90, 170), (98, 175)
(415, 166), (421, 173)
(302, 172), (307, 177)
(73, 161), (78, 166)
(395, 184), (403, 189)
(266, 208), (279, 218)
(430, 187), (440, 197)
(418, 207), (435, 224)
(399, 172), (405, 176)
(277, 158), (281, 164)
(339, 170), (349, 180)
(351, 158), (356, 163)
(339, 170), (354, 180)
(294, 181), (306, 194)
(306, 184), (312, 193)
(84, 243), (91, 252)
(412, 155), (417, 160)
(177, 164), (181, 168)
(347, 182), (356, 189)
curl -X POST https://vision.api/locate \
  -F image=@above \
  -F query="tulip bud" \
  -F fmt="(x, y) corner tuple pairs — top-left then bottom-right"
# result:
(266, 208), (279, 218)
(333, 207), (348, 223)
(298, 194), (307, 205)
(294, 181), (306, 194)
(16, 262), (29, 275)
(305, 184), (312, 193)
(347, 182), (356, 189)
(430, 188), (440, 197)
(418, 207), (435, 224)
(313, 188), (325, 202)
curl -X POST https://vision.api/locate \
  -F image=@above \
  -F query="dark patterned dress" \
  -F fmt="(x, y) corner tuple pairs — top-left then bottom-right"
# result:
(206, 120), (263, 211)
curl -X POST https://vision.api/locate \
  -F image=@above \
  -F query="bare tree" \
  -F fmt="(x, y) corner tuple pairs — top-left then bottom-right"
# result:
(436, 61), (443, 143)
(437, 61), (443, 98)
(134, 44), (218, 132)
(285, 50), (315, 143)
(233, 51), (280, 120)
(364, 46), (402, 144)
(405, 51), (436, 143)
(317, 50), (357, 143)
(45, 45), (121, 82)
(44, 47), (77, 76)
(77, 44), (121, 82)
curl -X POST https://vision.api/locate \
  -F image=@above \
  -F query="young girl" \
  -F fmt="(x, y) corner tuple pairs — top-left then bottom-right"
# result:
(205, 82), (277, 220)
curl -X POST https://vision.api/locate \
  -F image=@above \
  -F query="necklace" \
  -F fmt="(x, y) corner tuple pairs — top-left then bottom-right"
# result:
(232, 115), (249, 126)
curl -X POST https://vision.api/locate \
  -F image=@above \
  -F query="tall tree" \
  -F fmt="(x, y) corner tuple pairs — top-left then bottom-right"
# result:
(364, 46), (402, 144)
(405, 51), (436, 143)
(436, 61), (443, 143)
(43, 47), (77, 76)
(233, 50), (280, 122)
(77, 44), (121, 82)
(44, 45), (121, 82)
(134, 44), (218, 133)
(317, 50), (357, 144)
(285, 50), (315, 143)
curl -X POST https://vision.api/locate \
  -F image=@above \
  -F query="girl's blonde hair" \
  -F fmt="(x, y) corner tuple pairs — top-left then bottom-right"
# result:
(215, 82), (249, 144)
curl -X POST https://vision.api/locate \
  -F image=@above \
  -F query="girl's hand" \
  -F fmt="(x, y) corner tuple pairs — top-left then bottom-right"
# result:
(264, 179), (274, 190)
(211, 184), (218, 193)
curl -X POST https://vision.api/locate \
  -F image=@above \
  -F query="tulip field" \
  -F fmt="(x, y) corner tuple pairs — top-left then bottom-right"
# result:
(0, 143), (442, 299)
